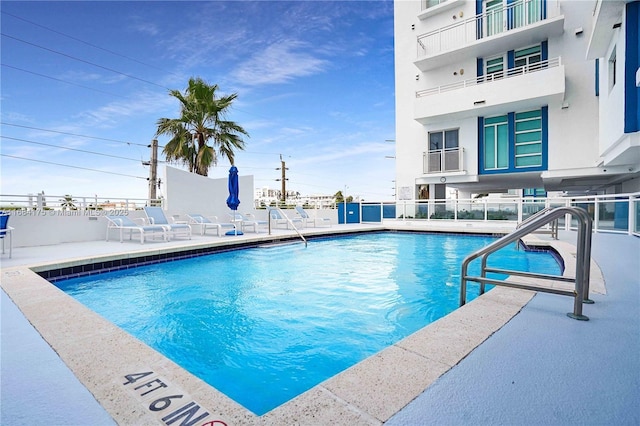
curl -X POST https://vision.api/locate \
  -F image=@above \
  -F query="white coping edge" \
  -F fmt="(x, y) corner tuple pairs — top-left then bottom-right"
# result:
(0, 231), (605, 425)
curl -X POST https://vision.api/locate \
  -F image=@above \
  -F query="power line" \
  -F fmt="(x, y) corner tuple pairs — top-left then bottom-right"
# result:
(0, 154), (147, 179)
(0, 122), (151, 147)
(1, 33), (170, 90)
(2, 11), (181, 78)
(2, 63), (129, 100)
(1, 135), (164, 163)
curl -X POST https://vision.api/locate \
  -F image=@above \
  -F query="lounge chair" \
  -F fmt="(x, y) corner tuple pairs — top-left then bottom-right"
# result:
(266, 206), (304, 230)
(143, 207), (192, 240)
(105, 215), (167, 244)
(0, 211), (14, 258)
(228, 212), (267, 233)
(295, 206), (332, 227)
(187, 214), (236, 236)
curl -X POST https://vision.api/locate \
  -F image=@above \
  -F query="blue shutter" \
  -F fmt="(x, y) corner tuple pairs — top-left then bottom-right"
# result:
(507, 50), (515, 70)
(476, 0), (483, 39)
(478, 117), (485, 173)
(595, 59), (600, 97)
(507, 112), (515, 170)
(477, 58), (484, 77)
(541, 40), (548, 61)
(541, 106), (548, 170)
(624, 1), (640, 133)
(506, 0), (514, 30)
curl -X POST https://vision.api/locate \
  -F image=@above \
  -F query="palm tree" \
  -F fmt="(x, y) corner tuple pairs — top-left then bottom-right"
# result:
(156, 77), (248, 176)
(59, 194), (77, 211)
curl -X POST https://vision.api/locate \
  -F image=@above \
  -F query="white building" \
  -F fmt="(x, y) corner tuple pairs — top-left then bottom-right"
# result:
(393, 0), (640, 202)
(254, 186), (336, 209)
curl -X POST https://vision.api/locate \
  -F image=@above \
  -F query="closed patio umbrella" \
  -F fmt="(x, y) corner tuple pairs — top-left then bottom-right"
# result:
(226, 165), (243, 235)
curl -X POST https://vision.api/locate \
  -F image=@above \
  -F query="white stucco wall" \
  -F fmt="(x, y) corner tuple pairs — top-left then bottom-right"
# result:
(163, 165), (255, 220)
(5, 166), (258, 248)
(546, 0), (600, 171)
(597, 18), (626, 158)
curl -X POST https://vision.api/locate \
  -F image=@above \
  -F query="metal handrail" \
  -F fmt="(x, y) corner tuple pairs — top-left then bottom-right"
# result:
(416, 57), (562, 98)
(517, 206), (558, 239)
(269, 207), (307, 247)
(460, 207), (593, 320)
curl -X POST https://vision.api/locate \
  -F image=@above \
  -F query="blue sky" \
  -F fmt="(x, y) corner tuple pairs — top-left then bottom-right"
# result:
(1, 0), (396, 204)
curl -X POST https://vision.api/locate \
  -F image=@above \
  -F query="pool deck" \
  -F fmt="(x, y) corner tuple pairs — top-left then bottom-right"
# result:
(1, 223), (638, 425)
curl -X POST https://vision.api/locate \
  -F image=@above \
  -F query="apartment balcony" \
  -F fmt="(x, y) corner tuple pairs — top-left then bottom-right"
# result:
(414, 0), (564, 72)
(423, 147), (464, 174)
(414, 57), (565, 125)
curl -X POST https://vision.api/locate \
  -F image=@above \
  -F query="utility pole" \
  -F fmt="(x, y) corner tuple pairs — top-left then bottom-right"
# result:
(275, 154), (288, 204)
(148, 139), (158, 204)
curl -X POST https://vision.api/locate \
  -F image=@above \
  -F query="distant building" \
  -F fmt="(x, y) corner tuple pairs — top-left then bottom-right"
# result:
(254, 187), (336, 209)
(393, 0), (639, 201)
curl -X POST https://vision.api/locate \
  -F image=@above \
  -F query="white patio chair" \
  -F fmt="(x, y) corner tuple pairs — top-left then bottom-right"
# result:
(295, 206), (332, 227)
(143, 207), (191, 240)
(187, 214), (236, 236)
(105, 215), (167, 244)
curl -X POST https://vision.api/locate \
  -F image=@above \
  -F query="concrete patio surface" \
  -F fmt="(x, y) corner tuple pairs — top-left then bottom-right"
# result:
(1, 226), (638, 425)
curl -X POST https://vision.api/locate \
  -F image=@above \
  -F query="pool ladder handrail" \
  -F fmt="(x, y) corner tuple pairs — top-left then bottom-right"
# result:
(516, 206), (559, 240)
(268, 207), (307, 247)
(460, 206), (593, 320)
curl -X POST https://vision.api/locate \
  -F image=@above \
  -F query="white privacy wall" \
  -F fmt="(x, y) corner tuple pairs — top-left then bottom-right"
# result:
(163, 165), (255, 219)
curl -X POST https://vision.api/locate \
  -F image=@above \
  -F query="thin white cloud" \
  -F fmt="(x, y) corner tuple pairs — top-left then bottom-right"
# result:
(232, 40), (329, 86)
(71, 90), (174, 129)
(292, 141), (392, 166)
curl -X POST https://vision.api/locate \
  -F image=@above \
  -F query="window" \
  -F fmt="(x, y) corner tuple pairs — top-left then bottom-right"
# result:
(483, 115), (509, 170)
(480, 42), (545, 80)
(485, 55), (505, 80)
(512, 0), (544, 28)
(524, 188), (546, 197)
(480, 108), (547, 174)
(609, 46), (617, 91)
(427, 129), (460, 173)
(423, 0), (447, 9)
(429, 129), (458, 151)
(514, 110), (542, 167)
(514, 45), (542, 72)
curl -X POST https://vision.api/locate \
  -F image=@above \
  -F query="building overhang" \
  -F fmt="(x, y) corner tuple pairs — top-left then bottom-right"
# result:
(599, 132), (640, 167)
(414, 15), (565, 72)
(414, 65), (565, 124)
(586, 0), (626, 60)
(415, 171), (475, 186)
(444, 171), (542, 193)
(541, 165), (640, 192)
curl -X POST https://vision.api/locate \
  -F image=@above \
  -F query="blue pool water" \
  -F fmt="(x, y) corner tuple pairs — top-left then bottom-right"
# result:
(55, 232), (560, 415)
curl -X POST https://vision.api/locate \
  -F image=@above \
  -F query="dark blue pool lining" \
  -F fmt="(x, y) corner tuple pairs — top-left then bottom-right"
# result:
(37, 230), (562, 283)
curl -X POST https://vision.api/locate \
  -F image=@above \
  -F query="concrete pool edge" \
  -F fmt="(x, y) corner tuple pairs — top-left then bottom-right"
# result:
(0, 232), (604, 425)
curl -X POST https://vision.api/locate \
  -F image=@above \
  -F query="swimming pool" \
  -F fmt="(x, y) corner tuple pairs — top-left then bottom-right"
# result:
(55, 232), (560, 415)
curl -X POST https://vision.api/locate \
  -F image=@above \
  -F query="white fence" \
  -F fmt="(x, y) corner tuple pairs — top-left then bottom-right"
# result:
(1, 192), (638, 248)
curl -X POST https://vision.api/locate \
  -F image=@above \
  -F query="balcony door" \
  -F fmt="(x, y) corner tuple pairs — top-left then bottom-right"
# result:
(482, 0), (546, 37)
(484, 0), (505, 37)
(428, 129), (459, 173)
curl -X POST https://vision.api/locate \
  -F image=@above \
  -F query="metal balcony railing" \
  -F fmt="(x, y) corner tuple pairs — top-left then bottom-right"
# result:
(417, 0), (556, 58)
(416, 57), (561, 98)
(423, 147), (464, 173)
